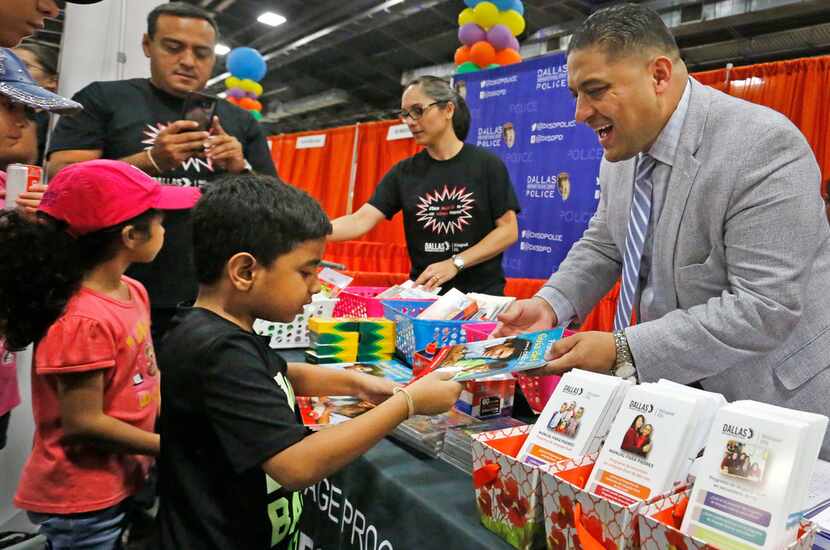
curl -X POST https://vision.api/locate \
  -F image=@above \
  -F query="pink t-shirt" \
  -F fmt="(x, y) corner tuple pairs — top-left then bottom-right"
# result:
(15, 276), (160, 514)
(0, 171), (19, 417)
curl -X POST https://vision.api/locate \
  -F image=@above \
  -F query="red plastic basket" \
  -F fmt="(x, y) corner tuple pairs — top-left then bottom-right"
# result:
(331, 286), (388, 318)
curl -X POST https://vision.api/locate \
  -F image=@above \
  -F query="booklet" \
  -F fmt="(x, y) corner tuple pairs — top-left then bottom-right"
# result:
(681, 401), (828, 550)
(416, 288), (478, 320)
(586, 384), (700, 506)
(431, 329), (565, 382)
(517, 369), (632, 467)
(655, 379), (726, 483)
(319, 359), (412, 384)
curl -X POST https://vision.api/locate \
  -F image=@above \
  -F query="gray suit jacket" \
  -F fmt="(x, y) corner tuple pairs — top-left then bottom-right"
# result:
(543, 77), (830, 457)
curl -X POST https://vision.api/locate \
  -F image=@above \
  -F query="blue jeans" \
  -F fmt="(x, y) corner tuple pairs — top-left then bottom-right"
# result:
(27, 500), (131, 550)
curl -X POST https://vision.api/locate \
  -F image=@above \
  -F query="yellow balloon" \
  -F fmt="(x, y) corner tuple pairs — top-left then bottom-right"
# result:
(250, 82), (264, 97)
(458, 8), (475, 27)
(499, 10), (526, 36)
(473, 2), (500, 31)
(239, 79), (257, 92)
(225, 76), (240, 89)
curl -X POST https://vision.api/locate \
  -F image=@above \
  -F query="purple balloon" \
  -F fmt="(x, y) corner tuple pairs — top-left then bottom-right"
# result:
(458, 23), (486, 46)
(246, 91), (258, 99)
(226, 87), (245, 99)
(508, 34), (520, 52)
(486, 24), (513, 51)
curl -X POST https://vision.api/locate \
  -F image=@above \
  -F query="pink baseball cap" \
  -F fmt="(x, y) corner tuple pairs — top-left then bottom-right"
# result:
(39, 159), (201, 236)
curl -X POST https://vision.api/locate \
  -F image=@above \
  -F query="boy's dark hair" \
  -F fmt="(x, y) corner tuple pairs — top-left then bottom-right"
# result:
(406, 76), (471, 141)
(148, 2), (218, 39)
(568, 3), (680, 61)
(192, 175), (332, 285)
(0, 209), (159, 350)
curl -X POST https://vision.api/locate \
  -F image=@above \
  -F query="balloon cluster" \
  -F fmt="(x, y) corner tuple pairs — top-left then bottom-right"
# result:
(224, 47), (267, 121)
(455, 0), (525, 74)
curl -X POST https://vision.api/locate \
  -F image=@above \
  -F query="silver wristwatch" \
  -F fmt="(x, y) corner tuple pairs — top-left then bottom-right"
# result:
(451, 254), (465, 272)
(611, 330), (637, 381)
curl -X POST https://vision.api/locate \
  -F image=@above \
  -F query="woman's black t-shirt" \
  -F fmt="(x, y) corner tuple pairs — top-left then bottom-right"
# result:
(369, 144), (520, 295)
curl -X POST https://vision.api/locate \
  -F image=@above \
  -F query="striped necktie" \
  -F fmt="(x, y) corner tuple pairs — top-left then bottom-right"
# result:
(614, 154), (657, 331)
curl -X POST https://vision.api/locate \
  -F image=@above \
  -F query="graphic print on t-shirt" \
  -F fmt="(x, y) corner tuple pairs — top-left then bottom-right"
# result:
(416, 184), (476, 235)
(142, 122), (214, 174)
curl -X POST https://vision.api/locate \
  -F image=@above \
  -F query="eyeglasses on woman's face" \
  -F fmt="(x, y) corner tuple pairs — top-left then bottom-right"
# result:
(396, 100), (447, 121)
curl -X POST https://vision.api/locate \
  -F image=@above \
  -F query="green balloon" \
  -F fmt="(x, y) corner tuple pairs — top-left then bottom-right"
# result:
(455, 61), (479, 74)
(251, 110), (263, 121)
(486, 63), (501, 69)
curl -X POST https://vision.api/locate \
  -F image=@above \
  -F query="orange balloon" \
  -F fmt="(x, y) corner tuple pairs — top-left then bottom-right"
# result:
(469, 41), (496, 68)
(494, 47), (522, 66)
(226, 96), (240, 105)
(455, 45), (472, 66)
(250, 100), (263, 111)
(239, 97), (258, 110)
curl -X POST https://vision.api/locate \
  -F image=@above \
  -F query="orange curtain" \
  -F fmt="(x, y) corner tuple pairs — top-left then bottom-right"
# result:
(324, 241), (411, 274)
(693, 55), (830, 194)
(351, 120), (423, 244)
(267, 126), (357, 220)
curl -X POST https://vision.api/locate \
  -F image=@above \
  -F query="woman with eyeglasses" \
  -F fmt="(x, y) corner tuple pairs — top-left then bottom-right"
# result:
(14, 43), (59, 165)
(330, 76), (520, 295)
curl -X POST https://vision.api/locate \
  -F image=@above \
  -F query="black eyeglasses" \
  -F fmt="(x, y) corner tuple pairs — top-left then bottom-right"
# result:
(396, 101), (447, 121)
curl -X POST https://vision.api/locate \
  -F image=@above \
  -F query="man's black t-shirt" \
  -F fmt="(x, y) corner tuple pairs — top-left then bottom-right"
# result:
(49, 79), (277, 307)
(157, 307), (309, 550)
(369, 144), (520, 295)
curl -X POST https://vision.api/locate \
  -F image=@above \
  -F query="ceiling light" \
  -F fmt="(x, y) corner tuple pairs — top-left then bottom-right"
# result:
(258, 12), (286, 27)
(214, 43), (231, 55)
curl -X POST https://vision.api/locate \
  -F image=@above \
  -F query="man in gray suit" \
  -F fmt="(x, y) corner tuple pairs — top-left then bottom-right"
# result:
(496, 3), (830, 457)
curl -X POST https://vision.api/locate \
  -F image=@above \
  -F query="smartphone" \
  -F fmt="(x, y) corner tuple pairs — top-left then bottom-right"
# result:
(181, 92), (218, 132)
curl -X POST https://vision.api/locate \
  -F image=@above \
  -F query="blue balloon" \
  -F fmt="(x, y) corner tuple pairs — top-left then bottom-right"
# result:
(463, 0), (480, 6)
(510, 0), (524, 15)
(493, 0), (513, 9)
(226, 47), (267, 82)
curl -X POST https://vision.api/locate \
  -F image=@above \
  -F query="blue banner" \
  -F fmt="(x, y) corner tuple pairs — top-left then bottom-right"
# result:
(455, 52), (603, 279)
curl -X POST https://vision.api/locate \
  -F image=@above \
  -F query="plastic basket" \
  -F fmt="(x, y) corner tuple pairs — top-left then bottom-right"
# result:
(381, 299), (489, 364)
(331, 286), (390, 318)
(464, 322), (498, 342)
(253, 298), (338, 349)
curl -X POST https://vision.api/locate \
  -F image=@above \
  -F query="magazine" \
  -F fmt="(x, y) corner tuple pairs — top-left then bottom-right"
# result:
(430, 329), (564, 382)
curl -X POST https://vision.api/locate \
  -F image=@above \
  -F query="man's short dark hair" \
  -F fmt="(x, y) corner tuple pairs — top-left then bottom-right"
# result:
(192, 175), (332, 285)
(147, 2), (218, 39)
(568, 3), (680, 61)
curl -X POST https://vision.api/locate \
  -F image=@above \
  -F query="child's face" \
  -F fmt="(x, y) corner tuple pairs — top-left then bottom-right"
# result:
(253, 238), (325, 323)
(130, 216), (166, 264)
(0, 97), (28, 158)
(483, 342), (513, 359)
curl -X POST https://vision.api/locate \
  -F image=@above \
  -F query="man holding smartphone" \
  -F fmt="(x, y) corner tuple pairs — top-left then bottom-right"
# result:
(48, 2), (276, 340)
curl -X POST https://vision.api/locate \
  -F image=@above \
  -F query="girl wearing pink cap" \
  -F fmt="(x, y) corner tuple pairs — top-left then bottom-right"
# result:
(0, 159), (198, 549)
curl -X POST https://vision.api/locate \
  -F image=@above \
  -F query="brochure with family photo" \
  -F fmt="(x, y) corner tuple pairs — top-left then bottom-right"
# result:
(517, 369), (631, 467)
(681, 401), (828, 550)
(431, 328), (565, 382)
(586, 384), (700, 506)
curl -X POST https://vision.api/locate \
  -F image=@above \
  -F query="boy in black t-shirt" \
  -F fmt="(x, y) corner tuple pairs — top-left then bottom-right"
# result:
(157, 175), (463, 550)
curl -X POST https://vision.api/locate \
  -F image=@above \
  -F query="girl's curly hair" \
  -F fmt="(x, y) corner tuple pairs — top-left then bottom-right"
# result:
(0, 209), (158, 350)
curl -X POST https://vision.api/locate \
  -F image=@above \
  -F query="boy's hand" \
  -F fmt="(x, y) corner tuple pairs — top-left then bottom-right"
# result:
(353, 374), (398, 405)
(405, 370), (463, 416)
